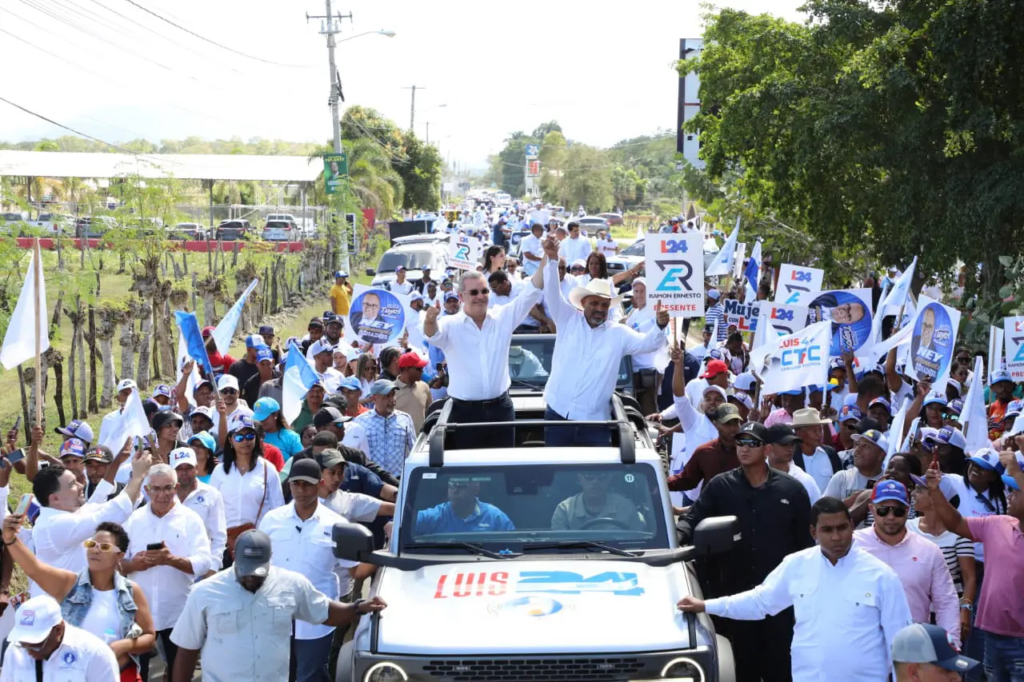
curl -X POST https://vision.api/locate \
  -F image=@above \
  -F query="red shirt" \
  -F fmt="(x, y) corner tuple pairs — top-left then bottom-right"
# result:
(346, 405), (369, 418)
(261, 443), (284, 473)
(208, 351), (236, 377)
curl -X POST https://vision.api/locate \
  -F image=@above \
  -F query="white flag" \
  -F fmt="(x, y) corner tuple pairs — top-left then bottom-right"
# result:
(98, 389), (152, 454)
(705, 218), (740, 276)
(881, 257), (917, 315)
(883, 396), (911, 468)
(212, 278), (260, 355)
(0, 249), (49, 370)
(961, 356), (990, 454)
(752, 301), (777, 351)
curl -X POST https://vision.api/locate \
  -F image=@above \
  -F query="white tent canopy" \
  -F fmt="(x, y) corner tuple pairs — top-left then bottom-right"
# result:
(0, 150), (321, 183)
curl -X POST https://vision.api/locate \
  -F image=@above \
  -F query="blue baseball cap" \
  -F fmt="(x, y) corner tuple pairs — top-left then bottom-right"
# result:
(923, 391), (948, 408)
(967, 448), (1005, 474)
(410, 291), (425, 304)
(256, 347), (274, 363)
(946, 398), (964, 416)
(59, 438), (87, 459)
(872, 479), (909, 506)
(152, 384), (172, 399)
(246, 334), (268, 349)
(252, 397), (280, 423)
(228, 413), (255, 433)
(339, 376), (361, 392)
(989, 370), (1013, 387)
(838, 405), (863, 423)
(779, 388), (803, 396)
(935, 425), (967, 450)
(1000, 453), (1024, 491)
(891, 623), (979, 672)
(868, 396), (892, 415)
(368, 379), (398, 396)
(443, 292), (459, 302)
(187, 430), (216, 453)
(1006, 400), (1024, 418)
(334, 270), (348, 279)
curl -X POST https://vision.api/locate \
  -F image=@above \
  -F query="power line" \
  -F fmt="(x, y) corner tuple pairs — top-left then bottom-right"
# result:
(121, 0), (316, 68)
(0, 95), (143, 156)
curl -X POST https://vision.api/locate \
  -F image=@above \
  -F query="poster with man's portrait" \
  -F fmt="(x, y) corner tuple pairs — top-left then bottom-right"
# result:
(805, 289), (874, 357)
(349, 288), (406, 345)
(910, 296), (960, 384)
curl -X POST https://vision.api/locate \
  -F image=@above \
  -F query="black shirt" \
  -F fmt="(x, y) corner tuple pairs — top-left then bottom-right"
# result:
(677, 466), (813, 598)
(86, 479), (125, 501)
(228, 358), (260, 390)
(243, 369), (281, 408)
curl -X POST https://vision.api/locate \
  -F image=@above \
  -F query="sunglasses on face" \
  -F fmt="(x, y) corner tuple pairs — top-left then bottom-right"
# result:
(232, 432), (256, 443)
(874, 506), (907, 518)
(333, 421), (347, 429)
(735, 438), (764, 448)
(220, 388), (238, 395)
(83, 538), (118, 552)
(465, 288), (490, 296)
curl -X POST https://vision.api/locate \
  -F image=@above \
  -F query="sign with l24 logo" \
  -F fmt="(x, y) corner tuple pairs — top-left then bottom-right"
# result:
(448, 234), (482, 271)
(1005, 316), (1024, 381)
(644, 233), (704, 318)
(774, 264), (824, 305)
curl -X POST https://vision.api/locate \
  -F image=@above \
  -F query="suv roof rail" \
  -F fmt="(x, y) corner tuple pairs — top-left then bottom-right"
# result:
(427, 394), (636, 467)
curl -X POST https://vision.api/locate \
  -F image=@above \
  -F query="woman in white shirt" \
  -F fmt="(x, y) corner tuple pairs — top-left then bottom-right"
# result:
(573, 252), (640, 289)
(208, 415), (284, 564)
(355, 353), (378, 399)
(1, 518), (156, 679)
(483, 245), (506, 275)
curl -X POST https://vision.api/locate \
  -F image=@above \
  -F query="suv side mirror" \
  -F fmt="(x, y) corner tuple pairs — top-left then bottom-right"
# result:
(693, 516), (739, 556)
(365, 268), (376, 276)
(332, 522), (374, 561)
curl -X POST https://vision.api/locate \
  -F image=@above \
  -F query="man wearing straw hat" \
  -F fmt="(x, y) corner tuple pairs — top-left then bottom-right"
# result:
(539, 237), (669, 445)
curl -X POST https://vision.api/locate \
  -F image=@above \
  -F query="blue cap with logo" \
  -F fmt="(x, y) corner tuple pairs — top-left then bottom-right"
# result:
(933, 426), (967, 451)
(946, 398), (964, 416)
(872, 479), (909, 505)
(245, 334), (267, 350)
(256, 347), (274, 363)
(967, 447), (1005, 474)
(187, 430), (216, 453)
(868, 396), (892, 415)
(1006, 399), (1024, 418)
(252, 397), (280, 423)
(989, 369), (1013, 387)
(59, 438), (87, 459)
(923, 391), (948, 408)
(339, 376), (361, 392)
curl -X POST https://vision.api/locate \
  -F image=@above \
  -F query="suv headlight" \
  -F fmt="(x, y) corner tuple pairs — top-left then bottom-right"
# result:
(365, 662), (408, 682)
(660, 657), (705, 681)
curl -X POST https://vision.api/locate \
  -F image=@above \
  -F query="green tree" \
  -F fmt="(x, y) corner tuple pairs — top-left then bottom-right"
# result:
(396, 132), (443, 211)
(532, 121), (563, 140)
(307, 139), (404, 219)
(497, 132), (535, 198)
(538, 131), (568, 204)
(560, 144), (614, 212)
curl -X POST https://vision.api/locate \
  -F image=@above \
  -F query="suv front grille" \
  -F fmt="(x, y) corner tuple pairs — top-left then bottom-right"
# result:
(422, 657), (644, 681)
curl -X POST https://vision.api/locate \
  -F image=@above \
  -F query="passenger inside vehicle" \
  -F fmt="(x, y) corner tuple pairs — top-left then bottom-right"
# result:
(414, 478), (516, 535)
(550, 472), (645, 531)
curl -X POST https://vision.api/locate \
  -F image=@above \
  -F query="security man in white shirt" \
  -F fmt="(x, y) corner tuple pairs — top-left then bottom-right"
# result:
(423, 253), (547, 449)
(1, 595), (119, 681)
(122, 462), (212, 679)
(171, 530), (386, 682)
(259, 459), (376, 682)
(172, 446), (228, 573)
(540, 236), (669, 445)
(679, 496), (913, 682)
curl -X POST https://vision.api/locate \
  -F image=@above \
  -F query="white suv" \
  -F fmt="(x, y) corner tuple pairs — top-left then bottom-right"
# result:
(332, 397), (738, 682)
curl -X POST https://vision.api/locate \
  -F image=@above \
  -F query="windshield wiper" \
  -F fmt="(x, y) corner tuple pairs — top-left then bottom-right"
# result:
(509, 379), (542, 389)
(406, 542), (518, 559)
(522, 541), (642, 558)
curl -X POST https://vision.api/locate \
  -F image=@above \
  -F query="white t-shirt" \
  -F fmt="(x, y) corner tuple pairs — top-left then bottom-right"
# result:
(388, 280), (415, 296)
(597, 238), (618, 257)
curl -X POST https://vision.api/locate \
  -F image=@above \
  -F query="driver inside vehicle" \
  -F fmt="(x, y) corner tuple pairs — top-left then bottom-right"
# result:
(415, 478), (516, 534)
(551, 472), (645, 531)
(509, 345), (548, 381)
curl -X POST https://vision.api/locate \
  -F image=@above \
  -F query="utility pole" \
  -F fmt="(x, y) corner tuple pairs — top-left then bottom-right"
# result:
(307, 3), (352, 271)
(403, 85), (424, 132)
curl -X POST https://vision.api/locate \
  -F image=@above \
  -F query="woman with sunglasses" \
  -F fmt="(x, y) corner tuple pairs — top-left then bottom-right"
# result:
(0, 517), (156, 682)
(356, 353), (378, 402)
(185, 431), (217, 484)
(208, 415), (284, 565)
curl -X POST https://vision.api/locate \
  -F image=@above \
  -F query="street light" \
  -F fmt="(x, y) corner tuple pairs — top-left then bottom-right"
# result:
(338, 29), (396, 43)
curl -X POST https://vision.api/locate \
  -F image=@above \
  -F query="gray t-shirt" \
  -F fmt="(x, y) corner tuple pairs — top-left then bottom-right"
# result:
(823, 468), (878, 501)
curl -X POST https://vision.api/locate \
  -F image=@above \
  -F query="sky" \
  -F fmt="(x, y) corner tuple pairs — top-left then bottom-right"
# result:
(0, 0), (805, 170)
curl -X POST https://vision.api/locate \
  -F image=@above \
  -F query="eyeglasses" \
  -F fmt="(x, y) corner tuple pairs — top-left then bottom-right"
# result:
(232, 432), (256, 442)
(333, 422), (348, 429)
(465, 288), (490, 296)
(220, 388), (238, 395)
(735, 438), (764, 448)
(874, 506), (907, 518)
(448, 482), (470, 490)
(148, 484), (175, 495)
(83, 539), (118, 552)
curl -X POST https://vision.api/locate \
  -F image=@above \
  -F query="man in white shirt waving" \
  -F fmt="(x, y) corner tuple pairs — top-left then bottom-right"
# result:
(679, 497), (913, 681)
(424, 253), (546, 449)
(540, 236), (669, 445)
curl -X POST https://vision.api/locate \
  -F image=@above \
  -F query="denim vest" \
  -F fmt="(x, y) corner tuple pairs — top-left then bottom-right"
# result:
(62, 570), (140, 667)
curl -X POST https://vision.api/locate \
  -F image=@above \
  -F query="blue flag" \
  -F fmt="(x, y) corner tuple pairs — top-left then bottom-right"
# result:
(282, 340), (322, 422)
(175, 310), (214, 377)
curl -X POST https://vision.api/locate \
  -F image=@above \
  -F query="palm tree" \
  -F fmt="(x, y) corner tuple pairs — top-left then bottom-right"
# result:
(307, 139), (404, 219)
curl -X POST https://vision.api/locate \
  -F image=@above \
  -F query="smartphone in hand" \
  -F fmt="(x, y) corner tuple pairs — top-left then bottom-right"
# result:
(14, 494), (32, 516)
(146, 542), (165, 551)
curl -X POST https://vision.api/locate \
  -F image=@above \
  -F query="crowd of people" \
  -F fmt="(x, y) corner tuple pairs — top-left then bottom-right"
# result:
(0, 201), (1019, 682)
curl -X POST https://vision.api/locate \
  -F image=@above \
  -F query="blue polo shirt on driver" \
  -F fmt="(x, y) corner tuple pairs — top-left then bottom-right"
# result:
(415, 501), (515, 535)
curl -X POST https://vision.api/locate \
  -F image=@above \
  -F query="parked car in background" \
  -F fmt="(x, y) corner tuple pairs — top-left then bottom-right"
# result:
(607, 237), (724, 281)
(367, 234), (451, 288)
(0, 212), (29, 235)
(31, 212), (76, 235)
(598, 212), (624, 226)
(215, 219), (253, 240)
(578, 215), (610, 235)
(168, 222), (207, 240)
(261, 219), (299, 242)
(76, 216), (117, 239)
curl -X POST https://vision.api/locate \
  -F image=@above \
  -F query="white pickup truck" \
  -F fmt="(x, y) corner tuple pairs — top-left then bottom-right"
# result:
(332, 396), (738, 682)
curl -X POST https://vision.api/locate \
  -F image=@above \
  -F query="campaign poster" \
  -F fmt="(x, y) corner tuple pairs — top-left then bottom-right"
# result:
(750, 320), (832, 395)
(1004, 317), (1024, 381)
(348, 287), (406, 346)
(909, 296), (960, 384)
(774, 264), (824, 306)
(448, 234), (482, 271)
(644, 233), (704, 318)
(752, 303), (809, 337)
(806, 289), (874, 357)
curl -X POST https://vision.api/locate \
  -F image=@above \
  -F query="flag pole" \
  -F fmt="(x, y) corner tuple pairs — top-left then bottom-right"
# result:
(33, 238), (42, 428)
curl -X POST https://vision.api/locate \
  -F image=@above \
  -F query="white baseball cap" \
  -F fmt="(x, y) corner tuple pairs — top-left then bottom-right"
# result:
(116, 378), (137, 392)
(170, 447), (198, 469)
(8, 595), (63, 644)
(217, 375), (239, 392)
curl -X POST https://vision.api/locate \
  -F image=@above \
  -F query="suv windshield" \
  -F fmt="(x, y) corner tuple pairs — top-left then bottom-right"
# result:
(401, 464), (667, 553)
(377, 249), (434, 273)
(621, 240), (644, 257)
(508, 336), (630, 389)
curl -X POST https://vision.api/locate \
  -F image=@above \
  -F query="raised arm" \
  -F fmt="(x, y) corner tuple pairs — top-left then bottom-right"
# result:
(175, 360), (195, 414)
(923, 467), (972, 540)
(542, 239), (575, 329)
(1, 515), (76, 601)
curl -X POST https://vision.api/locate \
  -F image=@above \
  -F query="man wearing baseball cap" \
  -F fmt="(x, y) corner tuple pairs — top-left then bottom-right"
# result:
(987, 369), (1017, 440)
(395, 352), (432, 431)
(678, 420), (812, 680)
(824, 428), (889, 510)
(704, 288), (726, 342)
(242, 345), (279, 408)
(171, 529), (386, 682)
(82, 444), (125, 501)
(353, 379), (415, 479)
(329, 271), (352, 315)
(2, 595), (119, 679)
(892, 622), (979, 680)
(57, 438), (88, 486)
(172, 446), (227, 574)
(669, 401), (743, 494)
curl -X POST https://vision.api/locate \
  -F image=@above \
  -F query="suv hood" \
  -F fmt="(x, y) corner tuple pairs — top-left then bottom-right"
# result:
(374, 560), (694, 654)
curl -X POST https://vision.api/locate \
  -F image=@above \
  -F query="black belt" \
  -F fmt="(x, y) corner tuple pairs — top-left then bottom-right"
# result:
(451, 391), (509, 407)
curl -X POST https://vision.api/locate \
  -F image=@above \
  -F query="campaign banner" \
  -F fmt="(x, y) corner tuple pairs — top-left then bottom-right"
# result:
(348, 286), (408, 346)
(774, 264), (824, 306)
(749, 320), (833, 395)
(805, 288), (874, 357)
(448, 234), (482, 271)
(909, 295), (960, 385)
(723, 299), (808, 335)
(1004, 316), (1024, 380)
(644, 233), (704, 318)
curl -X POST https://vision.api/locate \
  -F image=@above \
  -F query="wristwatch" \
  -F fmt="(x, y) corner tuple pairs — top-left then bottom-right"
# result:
(352, 598), (366, 614)
(960, 603), (973, 612)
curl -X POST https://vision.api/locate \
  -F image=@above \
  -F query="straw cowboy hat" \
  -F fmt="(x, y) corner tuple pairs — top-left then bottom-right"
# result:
(790, 408), (831, 428)
(568, 278), (623, 310)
